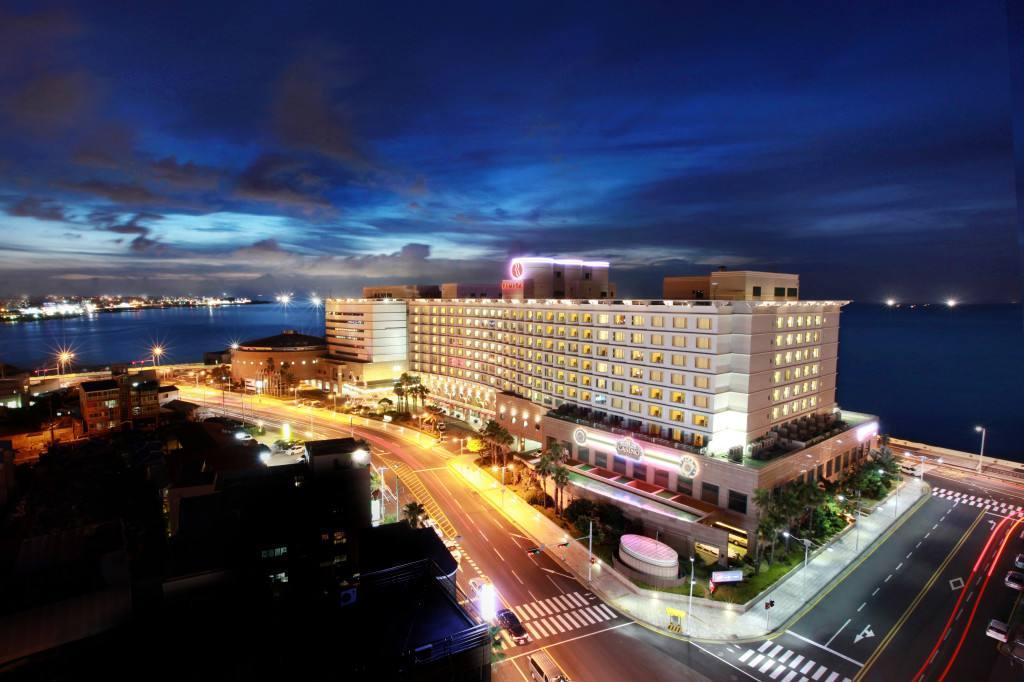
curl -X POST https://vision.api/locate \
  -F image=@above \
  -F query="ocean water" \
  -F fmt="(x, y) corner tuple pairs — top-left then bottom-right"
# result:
(1, 302), (1021, 458)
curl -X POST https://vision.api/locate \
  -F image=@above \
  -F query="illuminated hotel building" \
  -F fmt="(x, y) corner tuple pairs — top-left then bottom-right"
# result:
(329, 258), (878, 562)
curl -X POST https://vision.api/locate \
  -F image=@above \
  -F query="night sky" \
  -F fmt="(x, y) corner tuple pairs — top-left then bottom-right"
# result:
(0, 1), (1019, 302)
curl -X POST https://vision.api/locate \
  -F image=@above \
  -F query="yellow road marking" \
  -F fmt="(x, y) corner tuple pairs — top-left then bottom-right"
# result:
(854, 509), (984, 680)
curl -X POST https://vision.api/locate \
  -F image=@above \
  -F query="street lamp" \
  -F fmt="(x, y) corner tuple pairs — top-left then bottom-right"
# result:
(975, 425), (986, 473)
(783, 531), (813, 590)
(151, 344), (164, 366)
(56, 350), (74, 376)
(492, 465), (507, 507)
(686, 556), (695, 636)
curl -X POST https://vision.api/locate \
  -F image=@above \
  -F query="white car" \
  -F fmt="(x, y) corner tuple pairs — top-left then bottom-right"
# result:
(986, 619), (1009, 642)
(468, 576), (492, 599)
(1005, 571), (1024, 591)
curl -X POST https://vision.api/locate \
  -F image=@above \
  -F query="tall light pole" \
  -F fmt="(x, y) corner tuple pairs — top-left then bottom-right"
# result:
(151, 345), (164, 366)
(686, 555), (695, 636)
(783, 531), (812, 590)
(975, 425), (986, 473)
(56, 350), (74, 376)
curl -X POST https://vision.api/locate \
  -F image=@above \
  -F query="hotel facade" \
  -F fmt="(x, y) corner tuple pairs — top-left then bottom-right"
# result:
(326, 258), (877, 563)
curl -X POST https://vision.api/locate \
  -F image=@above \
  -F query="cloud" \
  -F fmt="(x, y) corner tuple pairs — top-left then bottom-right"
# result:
(6, 197), (67, 222)
(66, 180), (158, 204)
(271, 47), (367, 166)
(89, 211), (162, 237)
(2, 71), (98, 133)
(149, 156), (221, 189)
(234, 154), (334, 213)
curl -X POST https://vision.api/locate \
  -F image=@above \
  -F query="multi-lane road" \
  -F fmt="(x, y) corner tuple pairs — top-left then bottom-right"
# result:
(177, 384), (1024, 681)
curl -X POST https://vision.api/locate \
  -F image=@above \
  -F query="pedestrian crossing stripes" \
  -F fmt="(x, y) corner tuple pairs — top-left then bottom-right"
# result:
(503, 591), (618, 644)
(932, 488), (1024, 514)
(737, 642), (850, 682)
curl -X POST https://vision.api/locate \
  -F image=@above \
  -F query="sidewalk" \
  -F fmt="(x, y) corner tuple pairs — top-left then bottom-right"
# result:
(450, 455), (928, 642)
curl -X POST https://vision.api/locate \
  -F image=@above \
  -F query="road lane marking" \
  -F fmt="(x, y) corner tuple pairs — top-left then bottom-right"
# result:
(884, 574), (892, 583)
(800, 659), (816, 674)
(524, 622), (541, 639)
(825, 619), (850, 647)
(493, 547), (504, 561)
(857, 603), (865, 612)
(760, 658), (777, 673)
(871, 588), (880, 596)
(779, 650), (793, 663)
(739, 650), (754, 663)
(596, 604), (617, 620)
(789, 654), (804, 668)
(759, 641), (774, 653)
(812, 665), (827, 679)
(782, 672), (797, 682)
(895, 563), (903, 571)
(855, 509), (984, 680)
(511, 568), (524, 585)
(770, 644), (784, 657)
(771, 663), (788, 678)
(825, 673), (839, 682)
(785, 630), (866, 667)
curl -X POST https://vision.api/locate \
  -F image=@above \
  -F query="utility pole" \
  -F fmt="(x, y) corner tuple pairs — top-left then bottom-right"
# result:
(686, 556), (695, 636)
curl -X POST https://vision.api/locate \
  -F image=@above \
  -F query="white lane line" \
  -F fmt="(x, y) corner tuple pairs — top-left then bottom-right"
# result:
(596, 604), (617, 620)
(782, 672), (797, 682)
(771, 664), (788, 679)
(895, 562), (903, 571)
(812, 665), (827, 680)
(884, 574), (892, 583)
(932, 524), (938, 530)
(478, 529), (488, 542)
(779, 650), (793, 663)
(494, 547), (505, 561)
(511, 569), (524, 585)
(569, 592), (588, 607)
(871, 588), (880, 596)
(547, 617), (565, 634)
(906, 552), (913, 559)
(760, 658), (777, 673)
(800, 660), (816, 674)
(556, 595), (574, 610)
(825, 619), (850, 648)
(785, 630), (866, 667)
(534, 600), (553, 616)
(544, 597), (564, 613)
(916, 541), (922, 548)
(554, 614), (573, 631)
(749, 654), (765, 668)
(520, 603), (538, 620)
(739, 650), (755, 663)
(769, 645), (784, 658)
(924, 532), (930, 539)
(788, 655), (805, 669)
(532, 619), (550, 637)
(512, 605), (528, 620)
(759, 641), (774, 653)
(857, 602), (866, 612)
(825, 673), (839, 682)
(562, 612), (583, 628)
(524, 622), (541, 640)
(577, 608), (596, 625)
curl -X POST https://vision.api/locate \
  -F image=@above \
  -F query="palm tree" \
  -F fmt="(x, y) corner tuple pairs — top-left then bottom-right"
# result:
(547, 441), (568, 464)
(409, 383), (430, 411)
(536, 453), (556, 509)
(377, 397), (394, 414)
(552, 464), (571, 515)
(403, 501), (426, 528)
(392, 383), (406, 412)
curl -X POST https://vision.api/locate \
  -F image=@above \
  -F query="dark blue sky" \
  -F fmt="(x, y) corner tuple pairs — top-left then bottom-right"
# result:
(0, 1), (1019, 301)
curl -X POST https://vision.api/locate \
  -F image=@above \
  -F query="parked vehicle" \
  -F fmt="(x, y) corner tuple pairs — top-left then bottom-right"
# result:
(1015, 553), (1024, 570)
(528, 650), (572, 682)
(986, 619), (1009, 642)
(497, 608), (530, 645)
(1004, 571), (1024, 591)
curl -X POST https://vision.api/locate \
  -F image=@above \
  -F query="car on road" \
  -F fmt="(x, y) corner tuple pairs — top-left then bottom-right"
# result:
(1004, 571), (1024, 591)
(1015, 553), (1024, 570)
(528, 650), (572, 682)
(497, 608), (530, 646)
(986, 619), (1009, 642)
(468, 576), (491, 600)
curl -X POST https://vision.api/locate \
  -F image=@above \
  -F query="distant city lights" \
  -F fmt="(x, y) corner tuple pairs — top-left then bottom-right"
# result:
(276, 293), (293, 305)
(885, 298), (896, 307)
(310, 295), (322, 307)
(945, 298), (958, 308)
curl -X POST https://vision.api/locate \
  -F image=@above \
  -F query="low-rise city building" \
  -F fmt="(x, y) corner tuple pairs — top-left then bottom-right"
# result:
(229, 330), (331, 394)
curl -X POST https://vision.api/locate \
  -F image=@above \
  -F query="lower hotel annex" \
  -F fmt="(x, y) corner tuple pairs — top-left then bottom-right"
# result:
(325, 258), (878, 564)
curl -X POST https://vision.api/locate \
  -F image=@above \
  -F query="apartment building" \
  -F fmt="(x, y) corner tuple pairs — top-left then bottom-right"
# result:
(80, 379), (122, 434)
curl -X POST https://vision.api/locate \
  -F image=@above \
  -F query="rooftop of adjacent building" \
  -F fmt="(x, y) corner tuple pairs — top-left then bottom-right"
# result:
(235, 329), (326, 351)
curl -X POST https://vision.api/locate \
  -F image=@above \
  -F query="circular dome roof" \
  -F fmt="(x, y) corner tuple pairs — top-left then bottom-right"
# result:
(619, 534), (679, 568)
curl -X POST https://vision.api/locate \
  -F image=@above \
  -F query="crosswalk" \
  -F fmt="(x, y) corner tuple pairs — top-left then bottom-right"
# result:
(510, 591), (619, 642)
(737, 641), (851, 682)
(932, 487), (1023, 514)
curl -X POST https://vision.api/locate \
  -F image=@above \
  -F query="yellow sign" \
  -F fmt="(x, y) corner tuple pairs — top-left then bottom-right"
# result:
(666, 607), (687, 619)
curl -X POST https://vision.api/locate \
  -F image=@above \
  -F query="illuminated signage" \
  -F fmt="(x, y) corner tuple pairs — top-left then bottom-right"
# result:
(615, 437), (645, 460)
(572, 428), (588, 446)
(501, 280), (523, 291)
(510, 261), (525, 279)
(679, 455), (699, 478)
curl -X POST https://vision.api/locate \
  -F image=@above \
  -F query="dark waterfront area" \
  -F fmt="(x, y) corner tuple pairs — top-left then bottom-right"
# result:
(1, 302), (1021, 459)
